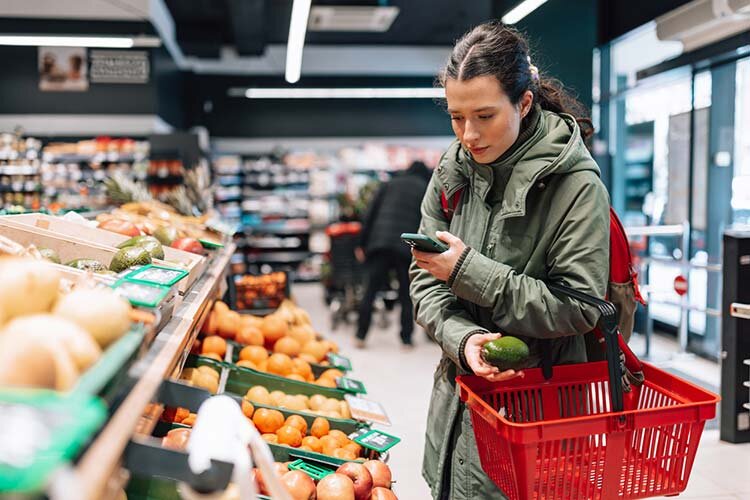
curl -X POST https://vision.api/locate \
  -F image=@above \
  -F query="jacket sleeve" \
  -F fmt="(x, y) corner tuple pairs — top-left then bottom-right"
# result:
(359, 184), (386, 250)
(449, 175), (609, 339)
(409, 175), (487, 370)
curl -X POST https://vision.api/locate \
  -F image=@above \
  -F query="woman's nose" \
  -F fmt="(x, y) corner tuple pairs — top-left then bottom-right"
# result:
(464, 120), (480, 143)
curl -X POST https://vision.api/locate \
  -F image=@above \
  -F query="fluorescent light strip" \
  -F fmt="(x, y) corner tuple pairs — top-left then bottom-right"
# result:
(0, 35), (135, 48)
(501, 0), (549, 25)
(242, 87), (445, 99)
(286, 0), (312, 83)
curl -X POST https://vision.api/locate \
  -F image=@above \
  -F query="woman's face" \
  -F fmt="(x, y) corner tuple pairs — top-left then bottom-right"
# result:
(445, 75), (532, 164)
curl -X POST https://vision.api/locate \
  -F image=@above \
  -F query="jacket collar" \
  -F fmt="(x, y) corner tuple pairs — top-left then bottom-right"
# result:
(435, 110), (585, 220)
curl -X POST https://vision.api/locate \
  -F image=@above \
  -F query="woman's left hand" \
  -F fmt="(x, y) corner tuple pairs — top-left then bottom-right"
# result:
(412, 231), (467, 282)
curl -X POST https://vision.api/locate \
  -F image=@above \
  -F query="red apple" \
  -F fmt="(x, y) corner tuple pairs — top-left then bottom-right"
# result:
(316, 473), (355, 500)
(282, 470), (317, 500)
(98, 219), (141, 237)
(370, 487), (397, 500)
(171, 237), (204, 254)
(254, 462), (289, 495)
(336, 463), (373, 500)
(362, 461), (391, 489)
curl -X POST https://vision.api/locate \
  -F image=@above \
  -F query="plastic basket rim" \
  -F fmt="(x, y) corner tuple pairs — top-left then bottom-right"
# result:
(457, 360), (720, 429)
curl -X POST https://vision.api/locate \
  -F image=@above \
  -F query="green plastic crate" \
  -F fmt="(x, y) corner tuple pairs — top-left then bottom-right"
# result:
(224, 363), (348, 401)
(227, 340), (348, 378)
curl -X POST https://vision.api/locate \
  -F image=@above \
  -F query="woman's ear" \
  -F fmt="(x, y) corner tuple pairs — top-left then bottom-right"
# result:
(519, 90), (534, 118)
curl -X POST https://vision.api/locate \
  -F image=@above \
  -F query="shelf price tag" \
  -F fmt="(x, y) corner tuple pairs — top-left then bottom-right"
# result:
(112, 280), (170, 308)
(125, 264), (188, 287)
(327, 353), (352, 371)
(344, 395), (390, 426)
(287, 459), (335, 481)
(353, 429), (401, 453)
(335, 377), (367, 394)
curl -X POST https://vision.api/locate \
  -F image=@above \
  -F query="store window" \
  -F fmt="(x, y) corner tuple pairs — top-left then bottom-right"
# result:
(733, 57), (750, 226)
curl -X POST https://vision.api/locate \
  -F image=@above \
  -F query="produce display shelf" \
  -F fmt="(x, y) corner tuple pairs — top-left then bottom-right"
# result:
(245, 251), (312, 264)
(68, 244), (235, 500)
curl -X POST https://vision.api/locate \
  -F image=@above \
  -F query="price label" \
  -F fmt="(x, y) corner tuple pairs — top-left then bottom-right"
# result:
(199, 238), (224, 249)
(335, 377), (367, 394)
(112, 280), (170, 308)
(344, 395), (390, 426)
(327, 353), (352, 371)
(353, 429), (401, 453)
(125, 265), (188, 287)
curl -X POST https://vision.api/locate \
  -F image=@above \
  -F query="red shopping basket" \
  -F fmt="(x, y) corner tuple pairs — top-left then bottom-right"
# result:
(457, 283), (720, 500)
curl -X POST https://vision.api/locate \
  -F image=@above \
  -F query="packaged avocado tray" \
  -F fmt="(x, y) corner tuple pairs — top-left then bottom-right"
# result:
(0, 390), (107, 493)
(227, 339), (348, 378)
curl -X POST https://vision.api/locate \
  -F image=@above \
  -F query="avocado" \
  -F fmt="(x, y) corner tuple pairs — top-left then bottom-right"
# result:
(110, 246), (152, 273)
(67, 258), (108, 272)
(152, 226), (179, 246)
(481, 336), (530, 371)
(39, 247), (61, 264)
(117, 236), (165, 260)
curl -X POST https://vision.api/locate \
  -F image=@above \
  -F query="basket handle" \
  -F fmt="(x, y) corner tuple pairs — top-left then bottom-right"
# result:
(547, 282), (624, 413)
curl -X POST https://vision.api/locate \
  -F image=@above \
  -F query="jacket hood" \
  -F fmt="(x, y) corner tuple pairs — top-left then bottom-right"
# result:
(435, 110), (600, 220)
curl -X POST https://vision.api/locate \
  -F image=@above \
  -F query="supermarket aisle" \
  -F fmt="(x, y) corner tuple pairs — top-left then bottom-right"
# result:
(292, 283), (750, 500)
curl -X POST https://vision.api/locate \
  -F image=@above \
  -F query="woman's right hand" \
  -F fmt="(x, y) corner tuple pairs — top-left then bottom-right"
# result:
(464, 333), (525, 382)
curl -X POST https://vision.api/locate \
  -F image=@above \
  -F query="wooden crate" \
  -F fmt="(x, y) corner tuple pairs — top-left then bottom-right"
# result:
(0, 221), (195, 293)
(0, 214), (206, 292)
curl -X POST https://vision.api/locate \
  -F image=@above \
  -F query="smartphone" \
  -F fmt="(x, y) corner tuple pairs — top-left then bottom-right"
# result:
(400, 233), (449, 253)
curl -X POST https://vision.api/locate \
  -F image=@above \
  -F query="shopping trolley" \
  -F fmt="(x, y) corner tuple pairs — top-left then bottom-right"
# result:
(457, 283), (720, 500)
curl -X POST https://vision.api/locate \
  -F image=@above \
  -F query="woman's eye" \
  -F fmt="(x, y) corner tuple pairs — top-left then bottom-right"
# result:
(478, 114), (493, 120)
(450, 116), (463, 122)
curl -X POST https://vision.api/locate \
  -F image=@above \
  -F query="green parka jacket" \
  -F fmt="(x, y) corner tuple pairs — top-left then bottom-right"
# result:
(410, 108), (610, 499)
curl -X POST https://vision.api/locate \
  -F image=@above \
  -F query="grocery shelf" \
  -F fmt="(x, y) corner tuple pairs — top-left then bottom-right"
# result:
(69, 244), (235, 500)
(245, 251), (311, 264)
(43, 153), (145, 164)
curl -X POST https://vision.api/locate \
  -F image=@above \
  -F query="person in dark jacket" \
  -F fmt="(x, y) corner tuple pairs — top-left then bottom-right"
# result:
(355, 160), (432, 347)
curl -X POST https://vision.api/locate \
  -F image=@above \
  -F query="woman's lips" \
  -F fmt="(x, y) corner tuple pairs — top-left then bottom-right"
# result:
(470, 146), (488, 155)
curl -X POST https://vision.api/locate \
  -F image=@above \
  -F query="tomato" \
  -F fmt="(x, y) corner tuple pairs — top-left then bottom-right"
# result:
(171, 237), (204, 254)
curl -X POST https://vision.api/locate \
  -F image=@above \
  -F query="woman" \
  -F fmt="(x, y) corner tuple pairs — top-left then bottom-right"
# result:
(410, 22), (610, 499)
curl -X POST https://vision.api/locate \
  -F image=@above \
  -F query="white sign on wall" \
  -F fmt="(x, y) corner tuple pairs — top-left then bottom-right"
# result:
(90, 50), (149, 84)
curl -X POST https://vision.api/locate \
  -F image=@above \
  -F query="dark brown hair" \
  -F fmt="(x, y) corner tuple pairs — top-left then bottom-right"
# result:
(441, 21), (593, 139)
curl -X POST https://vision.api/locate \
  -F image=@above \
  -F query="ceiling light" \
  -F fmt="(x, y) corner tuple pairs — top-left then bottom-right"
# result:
(234, 87), (445, 99)
(502, 0), (549, 25)
(286, 0), (312, 84)
(0, 35), (161, 48)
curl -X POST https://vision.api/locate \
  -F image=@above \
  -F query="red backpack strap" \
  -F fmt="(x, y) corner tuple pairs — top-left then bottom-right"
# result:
(440, 188), (463, 221)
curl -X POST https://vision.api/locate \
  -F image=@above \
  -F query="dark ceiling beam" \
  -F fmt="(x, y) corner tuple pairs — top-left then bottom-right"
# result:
(227, 0), (266, 56)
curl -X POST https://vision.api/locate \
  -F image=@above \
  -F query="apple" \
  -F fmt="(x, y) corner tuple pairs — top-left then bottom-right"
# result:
(336, 462), (373, 500)
(171, 237), (204, 254)
(281, 470), (317, 500)
(254, 462), (289, 495)
(316, 473), (355, 500)
(362, 461), (391, 489)
(161, 428), (191, 450)
(370, 487), (397, 500)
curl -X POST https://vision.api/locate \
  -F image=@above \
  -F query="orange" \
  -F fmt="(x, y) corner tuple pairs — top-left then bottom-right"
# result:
(301, 341), (328, 363)
(309, 395), (327, 411)
(236, 359), (257, 370)
(181, 415), (197, 427)
(261, 433), (278, 444)
(319, 368), (345, 381)
(286, 373), (306, 382)
(201, 352), (223, 362)
(333, 448), (357, 461)
(256, 359), (268, 372)
(236, 325), (264, 346)
(213, 301), (230, 315)
(299, 445), (313, 452)
(266, 353), (294, 376)
(315, 377), (337, 388)
(301, 436), (322, 453)
(245, 386), (271, 406)
(310, 417), (330, 438)
(261, 315), (288, 343)
(319, 435), (340, 456)
(288, 324), (315, 346)
(174, 407), (190, 423)
(239, 345), (269, 365)
(253, 408), (285, 434)
(273, 337), (301, 357)
(200, 309), (217, 336)
(298, 353), (319, 365)
(241, 399), (255, 419)
(343, 442), (362, 457)
(276, 425), (303, 447)
(201, 336), (226, 357)
(327, 430), (348, 447)
(284, 415), (308, 436)
(291, 359), (313, 381)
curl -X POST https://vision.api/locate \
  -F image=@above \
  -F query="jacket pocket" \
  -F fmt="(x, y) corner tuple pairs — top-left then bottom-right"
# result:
(609, 280), (637, 343)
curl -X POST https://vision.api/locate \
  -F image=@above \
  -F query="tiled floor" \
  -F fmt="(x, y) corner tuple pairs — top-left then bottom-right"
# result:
(293, 283), (750, 500)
